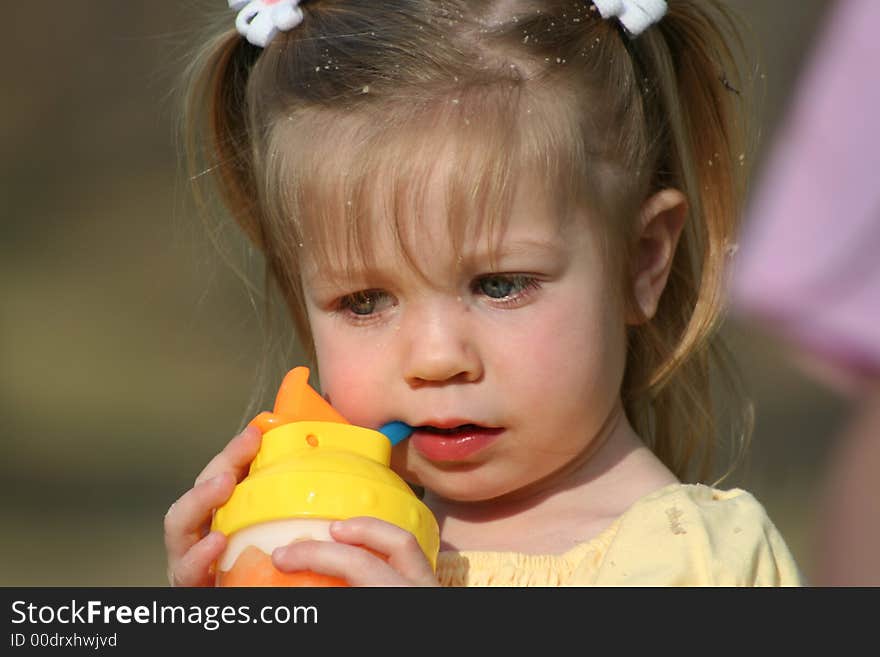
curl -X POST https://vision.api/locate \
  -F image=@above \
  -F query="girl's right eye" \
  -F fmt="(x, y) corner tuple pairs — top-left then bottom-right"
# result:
(337, 289), (392, 317)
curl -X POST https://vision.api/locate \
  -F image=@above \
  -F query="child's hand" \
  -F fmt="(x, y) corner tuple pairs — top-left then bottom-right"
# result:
(272, 516), (439, 587)
(163, 426), (262, 587)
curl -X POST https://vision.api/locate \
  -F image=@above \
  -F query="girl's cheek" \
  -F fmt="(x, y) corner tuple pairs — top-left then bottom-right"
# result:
(313, 321), (401, 427)
(319, 371), (384, 427)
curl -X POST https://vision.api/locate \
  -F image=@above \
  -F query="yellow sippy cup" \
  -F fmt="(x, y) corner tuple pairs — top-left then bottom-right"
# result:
(211, 367), (439, 586)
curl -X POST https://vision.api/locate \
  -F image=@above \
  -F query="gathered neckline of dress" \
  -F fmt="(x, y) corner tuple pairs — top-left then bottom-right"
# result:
(434, 482), (695, 586)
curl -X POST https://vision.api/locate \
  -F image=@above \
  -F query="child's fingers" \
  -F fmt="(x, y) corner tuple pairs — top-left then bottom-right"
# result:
(163, 426), (260, 588)
(272, 540), (417, 587)
(330, 517), (438, 586)
(194, 425), (262, 486)
(167, 531), (227, 587)
(163, 472), (235, 564)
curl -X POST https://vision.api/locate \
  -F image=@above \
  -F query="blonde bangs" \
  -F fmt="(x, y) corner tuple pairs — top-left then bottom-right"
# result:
(260, 81), (592, 294)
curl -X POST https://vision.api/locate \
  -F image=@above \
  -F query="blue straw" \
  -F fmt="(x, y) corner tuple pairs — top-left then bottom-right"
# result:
(378, 421), (414, 446)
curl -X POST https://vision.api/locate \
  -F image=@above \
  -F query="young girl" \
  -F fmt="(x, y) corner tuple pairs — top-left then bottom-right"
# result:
(164, 0), (803, 586)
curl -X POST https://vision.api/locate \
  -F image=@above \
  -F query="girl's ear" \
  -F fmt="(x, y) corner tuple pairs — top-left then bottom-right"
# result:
(626, 188), (688, 325)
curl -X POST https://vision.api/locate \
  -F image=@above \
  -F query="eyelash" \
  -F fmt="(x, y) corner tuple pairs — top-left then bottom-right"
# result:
(334, 274), (542, 321)
(336, 289), (393, 322)
(471, 274), (542, 306)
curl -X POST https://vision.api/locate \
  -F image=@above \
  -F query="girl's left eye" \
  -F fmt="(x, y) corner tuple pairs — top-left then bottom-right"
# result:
(338, 289), (392, 316)
(473, 274), (540, 302)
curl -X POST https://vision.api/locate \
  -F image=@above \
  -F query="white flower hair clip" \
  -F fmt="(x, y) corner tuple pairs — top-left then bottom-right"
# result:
(592, 0), (668, 36)
(228, 0), (304, 48)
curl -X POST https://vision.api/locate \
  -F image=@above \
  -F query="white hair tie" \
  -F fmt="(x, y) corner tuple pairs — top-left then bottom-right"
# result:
(228, 0), (304, 48)
(592, 0), (668, 36)
(227, 0), (666, 49)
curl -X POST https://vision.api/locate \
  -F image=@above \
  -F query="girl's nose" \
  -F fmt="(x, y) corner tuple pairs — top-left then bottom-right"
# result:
(400, 300), (483, 387)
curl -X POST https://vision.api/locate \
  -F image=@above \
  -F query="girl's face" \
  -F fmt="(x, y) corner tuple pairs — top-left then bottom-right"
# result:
(301, 169), (628, 504)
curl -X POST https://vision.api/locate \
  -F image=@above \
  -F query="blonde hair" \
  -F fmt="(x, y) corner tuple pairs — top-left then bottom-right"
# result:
(183, 0), (754, 482)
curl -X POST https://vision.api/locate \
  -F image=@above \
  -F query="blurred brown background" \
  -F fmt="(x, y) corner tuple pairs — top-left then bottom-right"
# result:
(1, 1), (843, 586)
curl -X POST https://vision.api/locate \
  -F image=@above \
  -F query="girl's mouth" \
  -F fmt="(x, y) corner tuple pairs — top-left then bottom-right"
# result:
(410, 424), (503, 462)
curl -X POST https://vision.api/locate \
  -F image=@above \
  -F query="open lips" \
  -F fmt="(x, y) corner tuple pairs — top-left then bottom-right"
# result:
(409, 424), (504, 461)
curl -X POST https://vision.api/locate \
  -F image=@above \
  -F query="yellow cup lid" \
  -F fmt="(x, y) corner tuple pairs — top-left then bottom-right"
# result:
(211, 421), (439, 568)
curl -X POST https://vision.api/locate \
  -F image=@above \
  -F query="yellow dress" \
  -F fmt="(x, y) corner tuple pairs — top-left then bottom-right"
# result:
(435, 483), (804, 586)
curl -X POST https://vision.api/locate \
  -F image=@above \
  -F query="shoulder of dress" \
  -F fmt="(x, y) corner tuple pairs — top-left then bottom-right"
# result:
(588, 483), (805, 586)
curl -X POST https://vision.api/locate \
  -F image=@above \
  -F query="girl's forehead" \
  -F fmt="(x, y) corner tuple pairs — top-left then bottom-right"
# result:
(297, 155), (587, 290)
(270, 100), (604, 282)
(306, 137), (564, 233)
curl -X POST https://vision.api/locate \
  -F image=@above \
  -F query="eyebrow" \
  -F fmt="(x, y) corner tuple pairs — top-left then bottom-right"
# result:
(453, 238), (568, 267)
(477, 239), (565, 257)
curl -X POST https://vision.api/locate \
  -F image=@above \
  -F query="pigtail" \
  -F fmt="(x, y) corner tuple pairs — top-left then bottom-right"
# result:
(182, 22), (317, 421)
(183, 28), (266, 252)
(622, 0), (753, 481)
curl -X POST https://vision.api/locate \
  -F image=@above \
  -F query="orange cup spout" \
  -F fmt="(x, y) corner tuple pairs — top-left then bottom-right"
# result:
(247, 367), (349, 434)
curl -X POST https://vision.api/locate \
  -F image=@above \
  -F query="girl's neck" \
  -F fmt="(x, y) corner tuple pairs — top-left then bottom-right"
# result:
(425, 403), (678, 554)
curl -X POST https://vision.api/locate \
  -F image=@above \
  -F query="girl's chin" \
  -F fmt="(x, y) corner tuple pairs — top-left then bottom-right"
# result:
(417, 467), (574, 509)
(415, 478), (526, 507)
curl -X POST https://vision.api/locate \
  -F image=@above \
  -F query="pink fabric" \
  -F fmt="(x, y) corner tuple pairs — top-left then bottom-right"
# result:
(730, 0), (880, 376)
